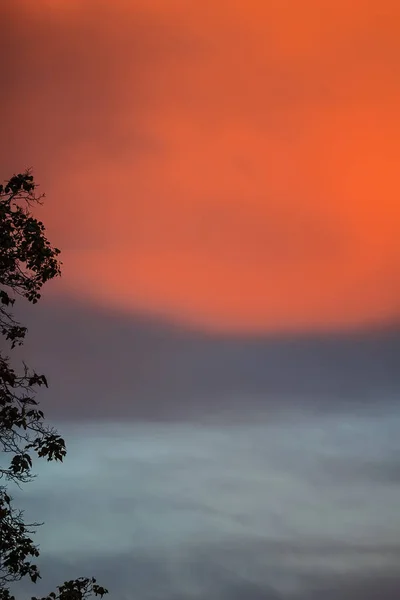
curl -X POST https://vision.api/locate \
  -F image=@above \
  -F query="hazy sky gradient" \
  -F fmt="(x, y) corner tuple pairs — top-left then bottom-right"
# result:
(2, 2), (400, 599)
(2, 0), (400, 331)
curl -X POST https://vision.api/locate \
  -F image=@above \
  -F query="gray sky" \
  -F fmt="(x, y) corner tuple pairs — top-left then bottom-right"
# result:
(6, 297), (399, 599)
(11, 412), (400, 600)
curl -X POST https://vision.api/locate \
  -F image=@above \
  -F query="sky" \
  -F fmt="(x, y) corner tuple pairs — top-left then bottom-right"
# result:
(1, 1), (400, 599)
(2, 0), (400, 332)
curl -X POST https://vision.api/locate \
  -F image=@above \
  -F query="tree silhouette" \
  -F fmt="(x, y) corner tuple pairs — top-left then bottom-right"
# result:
(0, 171), (108, 600)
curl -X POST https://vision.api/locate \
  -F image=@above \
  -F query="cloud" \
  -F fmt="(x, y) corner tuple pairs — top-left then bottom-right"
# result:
(16, 297), (400, 421)
(13, 552), (400, 599)
(9, 416), (400, 599)
(318, 456), (400, 486)
(305, 572), (400, 600)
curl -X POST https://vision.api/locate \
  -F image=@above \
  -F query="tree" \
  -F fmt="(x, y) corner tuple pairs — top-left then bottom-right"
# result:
(0, 171), (108, 600)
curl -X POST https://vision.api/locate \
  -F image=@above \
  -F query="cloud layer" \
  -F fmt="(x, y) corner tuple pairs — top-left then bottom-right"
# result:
(16, 297), (400, 421)
(10, 413), (400, 599)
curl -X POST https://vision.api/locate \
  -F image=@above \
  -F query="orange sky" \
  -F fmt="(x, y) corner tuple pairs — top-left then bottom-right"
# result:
(3, 0), (400, 332)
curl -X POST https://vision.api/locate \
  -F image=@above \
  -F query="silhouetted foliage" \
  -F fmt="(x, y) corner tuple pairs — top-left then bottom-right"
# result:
(0, 171), (108, 600)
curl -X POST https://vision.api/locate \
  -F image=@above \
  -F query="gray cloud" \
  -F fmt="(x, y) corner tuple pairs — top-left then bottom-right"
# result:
(13, 551), (283, 600)
(305, 572), (400, 600)
(320, 456), (400, 486)
(15, 296), (400, 421)
(8, 413), (400, 599)
(11, 539), (400, 600)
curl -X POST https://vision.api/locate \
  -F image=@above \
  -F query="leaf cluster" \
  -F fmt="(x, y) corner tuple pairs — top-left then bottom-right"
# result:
(0, 172), (108, 600)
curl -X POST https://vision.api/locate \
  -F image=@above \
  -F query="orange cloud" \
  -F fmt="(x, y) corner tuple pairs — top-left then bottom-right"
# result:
(2, 0), (400, 331)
